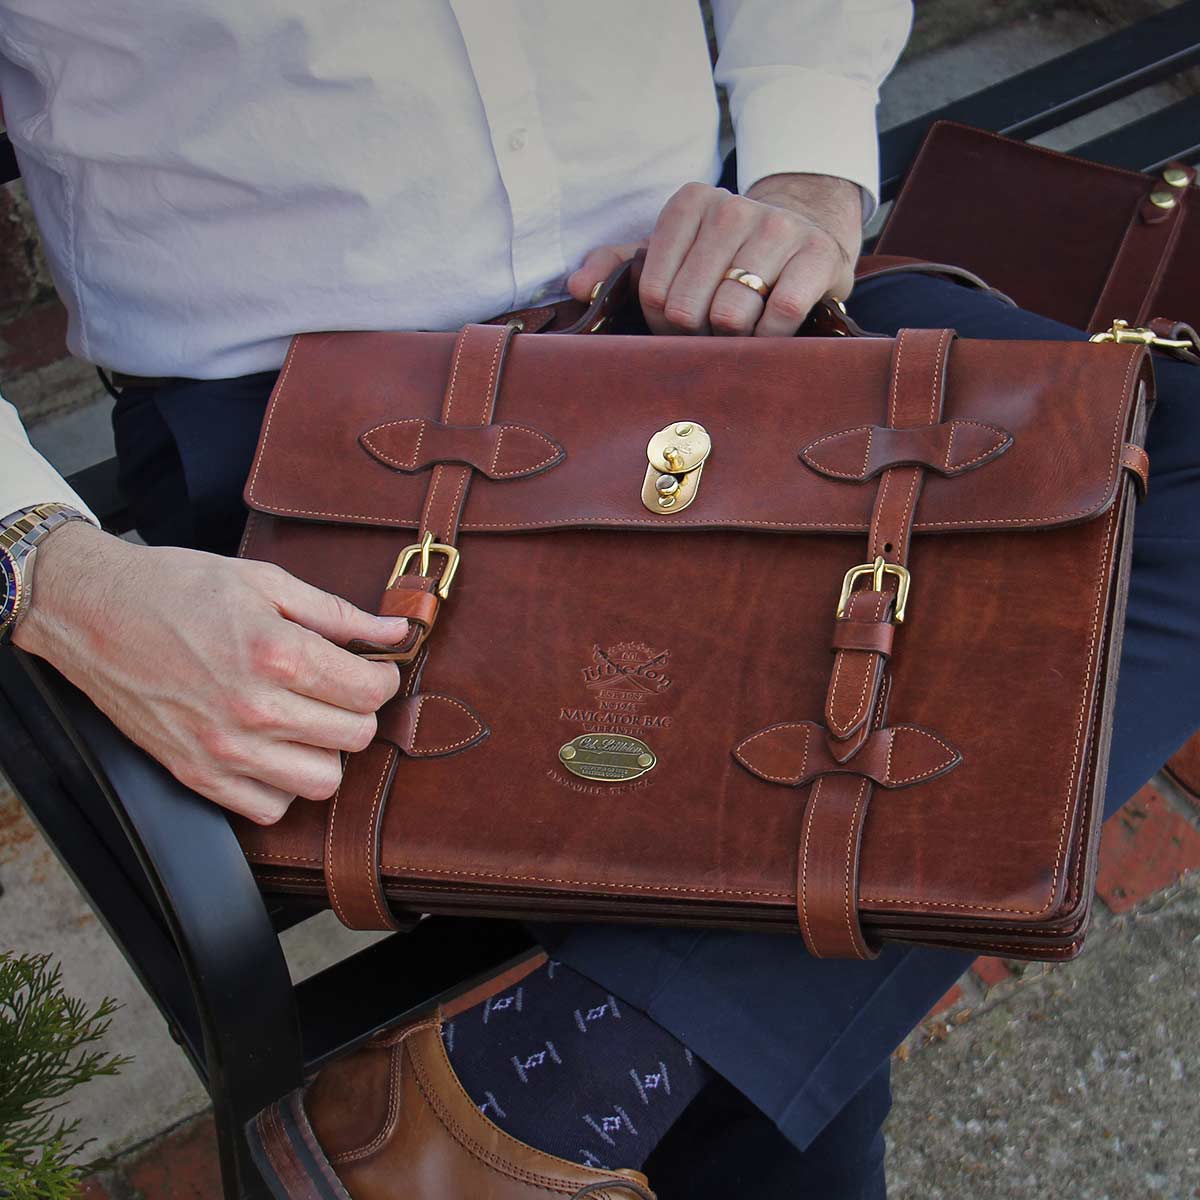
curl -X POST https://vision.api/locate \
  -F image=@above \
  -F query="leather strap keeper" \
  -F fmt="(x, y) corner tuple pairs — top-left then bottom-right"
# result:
(348, 577), (440, 663)
(735, 721), (961, 790)
(360, 418), (564, 480)
(800, 418), (1011, 482)
(831, 618), (896, 657)
(1120, 443), (1150, 499)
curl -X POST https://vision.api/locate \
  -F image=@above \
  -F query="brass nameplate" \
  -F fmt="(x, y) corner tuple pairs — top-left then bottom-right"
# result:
(558, 734), (657, 783)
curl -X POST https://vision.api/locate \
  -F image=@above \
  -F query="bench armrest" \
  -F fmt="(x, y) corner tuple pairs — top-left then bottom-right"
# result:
(17, 650), (305, 1114)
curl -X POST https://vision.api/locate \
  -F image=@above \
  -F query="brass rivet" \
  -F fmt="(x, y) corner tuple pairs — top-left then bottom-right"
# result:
(655, 473), (680, 497)
(560, 745), (577, 761)
(657, 494), (677, 509)
(1150, 189), (1178, 209)
(1163, 166), (1190, 189)
(636, 753), (654, 768)
(674, 423), (693, 436)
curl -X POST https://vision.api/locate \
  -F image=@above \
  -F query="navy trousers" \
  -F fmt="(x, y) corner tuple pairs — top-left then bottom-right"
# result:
(113, 274), (1200, 1199)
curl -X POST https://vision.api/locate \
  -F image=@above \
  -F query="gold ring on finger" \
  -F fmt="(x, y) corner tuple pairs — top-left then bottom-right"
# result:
(723, 267), (771, 299)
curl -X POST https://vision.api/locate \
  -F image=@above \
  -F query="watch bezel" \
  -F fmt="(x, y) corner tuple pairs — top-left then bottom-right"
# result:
(0, 543), (24, 644)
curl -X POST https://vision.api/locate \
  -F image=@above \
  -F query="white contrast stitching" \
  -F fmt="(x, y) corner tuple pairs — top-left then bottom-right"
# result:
(798, 779), (822, 953)
(843, 778), (870, 960)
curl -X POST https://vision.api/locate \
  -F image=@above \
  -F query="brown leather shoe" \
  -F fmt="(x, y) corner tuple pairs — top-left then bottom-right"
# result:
(248, 1016), (656, 1199)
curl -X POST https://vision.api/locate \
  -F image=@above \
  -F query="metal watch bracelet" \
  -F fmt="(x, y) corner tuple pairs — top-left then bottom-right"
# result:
(0, 502), (92, 646)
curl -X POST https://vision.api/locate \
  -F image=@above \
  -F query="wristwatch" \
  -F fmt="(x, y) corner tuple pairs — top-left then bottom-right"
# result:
(0, 503), (91, 647)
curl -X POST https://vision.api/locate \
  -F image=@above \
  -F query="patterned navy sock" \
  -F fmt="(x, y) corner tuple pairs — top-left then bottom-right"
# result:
(443, 957), (711, 1171)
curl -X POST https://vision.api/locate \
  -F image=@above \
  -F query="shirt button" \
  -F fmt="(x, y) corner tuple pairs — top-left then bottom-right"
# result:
(508, 128), (528, 152)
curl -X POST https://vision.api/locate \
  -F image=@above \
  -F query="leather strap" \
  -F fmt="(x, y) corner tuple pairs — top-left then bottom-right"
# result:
(796, 673), (892, 962)
(327, 325), (519, 929)
(800, 329), (956, 959)
(355, 322), (521, 665)
(868, 327), (955, 566)
(1088, 163), (1195, 334)
(326, 740), (403, 930)
(796, 775), (875, 960)
(421, 322), (520, 548)
(825, 589), (893, 757)
(1146, 317), (1200, 366)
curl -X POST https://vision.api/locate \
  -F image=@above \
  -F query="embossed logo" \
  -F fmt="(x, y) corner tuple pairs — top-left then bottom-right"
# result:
(582, 642), (671, 695)
(551, 642), (675, 793)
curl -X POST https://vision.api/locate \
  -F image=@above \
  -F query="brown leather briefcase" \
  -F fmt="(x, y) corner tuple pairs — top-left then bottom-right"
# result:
(232, 259), (1153, 961)
(875, 120), (1200, 353)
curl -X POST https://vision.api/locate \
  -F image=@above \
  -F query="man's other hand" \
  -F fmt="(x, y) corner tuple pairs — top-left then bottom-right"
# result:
(14, 524), (407, 825)
(568, 173), (862, 337)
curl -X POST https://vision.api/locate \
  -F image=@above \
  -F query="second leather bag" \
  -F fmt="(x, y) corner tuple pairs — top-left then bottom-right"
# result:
(232, 269), (1153, 962)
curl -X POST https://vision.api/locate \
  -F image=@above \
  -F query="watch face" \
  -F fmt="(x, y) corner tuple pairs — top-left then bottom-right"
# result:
(0, 548), (20, 632)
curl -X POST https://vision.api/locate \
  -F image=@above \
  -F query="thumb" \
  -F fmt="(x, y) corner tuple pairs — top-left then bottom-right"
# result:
(567, 242), (647, 302)
(271, 573), (409, 648)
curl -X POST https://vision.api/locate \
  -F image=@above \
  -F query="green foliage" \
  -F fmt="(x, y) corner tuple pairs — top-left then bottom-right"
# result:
(0, 952), (129, 1199)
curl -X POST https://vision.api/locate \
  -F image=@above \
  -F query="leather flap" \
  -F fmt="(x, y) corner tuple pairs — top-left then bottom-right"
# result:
(734, 721), (961, 790)
(800, 419), (1012, 481)
(245, 331), (1149, 535)
(360, 418), (564, 480)
(377, 694), (489, 758)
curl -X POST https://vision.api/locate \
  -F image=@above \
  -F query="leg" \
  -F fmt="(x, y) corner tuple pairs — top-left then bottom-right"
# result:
(646, 1060), (890, 1200)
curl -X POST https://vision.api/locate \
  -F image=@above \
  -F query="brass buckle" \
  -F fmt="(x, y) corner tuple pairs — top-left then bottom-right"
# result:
(837, 555), (911, 624)
(1089, 319), (1195, 351)
(386, 531), (460, 600)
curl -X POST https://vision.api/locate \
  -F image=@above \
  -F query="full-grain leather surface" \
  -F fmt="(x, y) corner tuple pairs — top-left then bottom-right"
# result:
(234, 302), (1150, 960)
(876, 121), (1199, 332)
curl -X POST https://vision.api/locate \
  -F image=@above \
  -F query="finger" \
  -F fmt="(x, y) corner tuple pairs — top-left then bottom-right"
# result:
(753, 239), (845, 338)
(269, 570), (409, 650)
(640, 182), (720, 333)
(567, 243), (645, 302)
(292, 632), (401, 713)
(248, 620), (401, 713)
(232, 689), (378, 753)
(707, 233), (798, 337)
(661, 193), (765, 335)
(240, 741), (346, 803)
(205, 775), (296, 826)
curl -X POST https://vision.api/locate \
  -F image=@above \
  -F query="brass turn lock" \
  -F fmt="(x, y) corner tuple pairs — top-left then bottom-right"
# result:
(642, 421), (711, 514)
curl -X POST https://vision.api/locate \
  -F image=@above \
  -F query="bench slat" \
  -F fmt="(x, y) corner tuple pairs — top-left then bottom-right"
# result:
(880, 0), (1200, 200)
(1068, 92), (1200, 173)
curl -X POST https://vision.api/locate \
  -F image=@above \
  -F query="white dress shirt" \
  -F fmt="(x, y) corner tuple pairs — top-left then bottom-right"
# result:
(0, 0), (911, 524)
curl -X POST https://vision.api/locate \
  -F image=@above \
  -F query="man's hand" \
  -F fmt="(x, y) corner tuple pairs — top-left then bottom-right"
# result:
(14, 524), (408, 825)
(568, 172), (862, 337)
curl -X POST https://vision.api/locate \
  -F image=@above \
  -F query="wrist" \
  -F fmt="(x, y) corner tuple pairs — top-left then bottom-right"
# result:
(12, 522), (126, 657)
(745, 172), (862, 262)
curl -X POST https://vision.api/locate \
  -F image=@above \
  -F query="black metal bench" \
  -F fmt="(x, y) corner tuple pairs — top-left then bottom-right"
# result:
(2, 5), (1199, 1195)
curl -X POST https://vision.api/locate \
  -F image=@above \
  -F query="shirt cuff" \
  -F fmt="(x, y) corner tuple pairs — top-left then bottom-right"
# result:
(1, 400), (100, 527)
(730, 69), (883, 224)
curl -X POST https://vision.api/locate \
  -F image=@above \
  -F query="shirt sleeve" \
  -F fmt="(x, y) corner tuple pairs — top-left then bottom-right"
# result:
(710, 0), (913, 222)
(0, 392), (99, 524)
